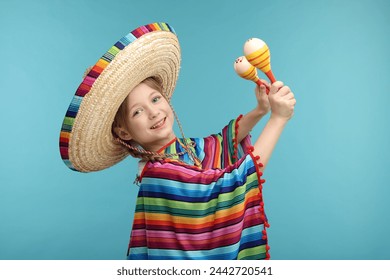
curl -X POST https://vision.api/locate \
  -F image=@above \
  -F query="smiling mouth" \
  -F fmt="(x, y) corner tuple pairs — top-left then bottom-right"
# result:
(150, 117), (166, 129)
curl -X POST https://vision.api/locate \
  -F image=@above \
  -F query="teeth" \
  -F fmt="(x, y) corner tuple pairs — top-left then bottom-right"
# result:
(151, 118), (165, 129)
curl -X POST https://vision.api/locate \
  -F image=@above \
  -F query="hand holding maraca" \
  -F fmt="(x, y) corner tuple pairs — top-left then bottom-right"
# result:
(233, 37), (296, 177)
(268, 81), (296, 121)
(234, 37), (296, 120)
(255, 79), (271, 115)
(234, 38), (277, 93)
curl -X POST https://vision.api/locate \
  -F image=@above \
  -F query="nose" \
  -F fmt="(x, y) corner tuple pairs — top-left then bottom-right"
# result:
(148, 107), (160, 120)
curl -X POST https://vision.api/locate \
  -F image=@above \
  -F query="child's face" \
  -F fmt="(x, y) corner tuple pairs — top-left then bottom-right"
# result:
(121, 82), (175, 151)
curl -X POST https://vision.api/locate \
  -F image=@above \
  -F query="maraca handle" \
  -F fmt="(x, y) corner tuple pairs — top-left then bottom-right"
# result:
(265, 70), (276, 84)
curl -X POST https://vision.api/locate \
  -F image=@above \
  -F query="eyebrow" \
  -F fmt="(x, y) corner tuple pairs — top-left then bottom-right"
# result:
(129, 91), (158, 112)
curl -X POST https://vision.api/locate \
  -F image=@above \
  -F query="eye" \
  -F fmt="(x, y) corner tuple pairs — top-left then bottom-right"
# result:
(132, 108), (143, 117)
(152, 95), (161, 103)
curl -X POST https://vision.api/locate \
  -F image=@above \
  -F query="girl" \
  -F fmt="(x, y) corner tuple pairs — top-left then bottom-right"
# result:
(60, 22), (296, 260)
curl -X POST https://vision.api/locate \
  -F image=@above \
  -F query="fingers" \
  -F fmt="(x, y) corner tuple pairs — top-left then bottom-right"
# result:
(278, 86), (291, 96)
(260, 79), (271, 88)
(259, 84), (267, 95)
(274, 85), (291, 96)
(270, 81), (295, 99)
(284, 91), (295, 100)
(270, 81), (284, 94)
(255, 83), (267, 95)
(289, 98), (297, 106)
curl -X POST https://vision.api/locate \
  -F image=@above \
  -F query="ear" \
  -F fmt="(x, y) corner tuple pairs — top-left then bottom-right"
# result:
(113, 126), (132, 141)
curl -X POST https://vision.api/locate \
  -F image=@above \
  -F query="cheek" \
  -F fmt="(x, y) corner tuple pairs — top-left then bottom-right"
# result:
(126, 117), (145, 134)
(164, 104), (174, 117)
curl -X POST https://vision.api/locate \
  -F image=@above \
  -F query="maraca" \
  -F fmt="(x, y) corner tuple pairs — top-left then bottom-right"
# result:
(234, 56), (270, 93)
(234, 56), (261, 86)
(244, 38), (276, 84)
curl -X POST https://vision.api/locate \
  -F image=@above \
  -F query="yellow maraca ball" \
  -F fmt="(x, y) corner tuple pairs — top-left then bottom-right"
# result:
(234, 56), (270, 93)
(244, 38), (276, 83)
(234, 56), (262, 86)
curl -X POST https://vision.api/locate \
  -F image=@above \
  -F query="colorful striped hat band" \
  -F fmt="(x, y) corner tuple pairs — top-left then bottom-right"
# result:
(59, 23), (181, 172)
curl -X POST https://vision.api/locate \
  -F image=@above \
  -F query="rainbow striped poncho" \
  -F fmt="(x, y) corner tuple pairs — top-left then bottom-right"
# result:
(127, 116), (270, 260)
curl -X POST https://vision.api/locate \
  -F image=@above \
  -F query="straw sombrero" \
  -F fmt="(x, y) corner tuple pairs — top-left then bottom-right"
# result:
(59, 23), (180, 172)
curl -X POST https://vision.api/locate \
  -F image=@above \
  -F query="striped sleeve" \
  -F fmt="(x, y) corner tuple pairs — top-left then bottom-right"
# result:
(202, 115), (252, 170)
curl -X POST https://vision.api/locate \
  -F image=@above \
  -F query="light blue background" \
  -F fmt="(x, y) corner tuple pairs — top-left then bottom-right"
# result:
(1, 0), (389, 260)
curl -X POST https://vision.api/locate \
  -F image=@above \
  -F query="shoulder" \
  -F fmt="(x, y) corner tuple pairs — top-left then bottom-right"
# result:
(140, 154), (256, 184)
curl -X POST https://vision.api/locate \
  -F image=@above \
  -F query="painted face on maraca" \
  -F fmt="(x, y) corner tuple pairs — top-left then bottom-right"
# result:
(234, 56), (253, 75)
(234, 56), (261, 84)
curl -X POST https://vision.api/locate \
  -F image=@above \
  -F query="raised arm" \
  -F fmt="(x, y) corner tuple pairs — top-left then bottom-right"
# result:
(236, 82), (270, 143)
(253, 81), (296, 172)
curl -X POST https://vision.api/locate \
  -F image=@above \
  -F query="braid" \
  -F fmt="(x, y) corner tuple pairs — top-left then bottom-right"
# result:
(115, 137), (188, 162)
(167, 100), (202, 167)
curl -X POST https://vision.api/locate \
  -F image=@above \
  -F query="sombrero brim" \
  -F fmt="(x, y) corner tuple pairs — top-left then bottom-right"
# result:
(59, 23), (180, 172)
